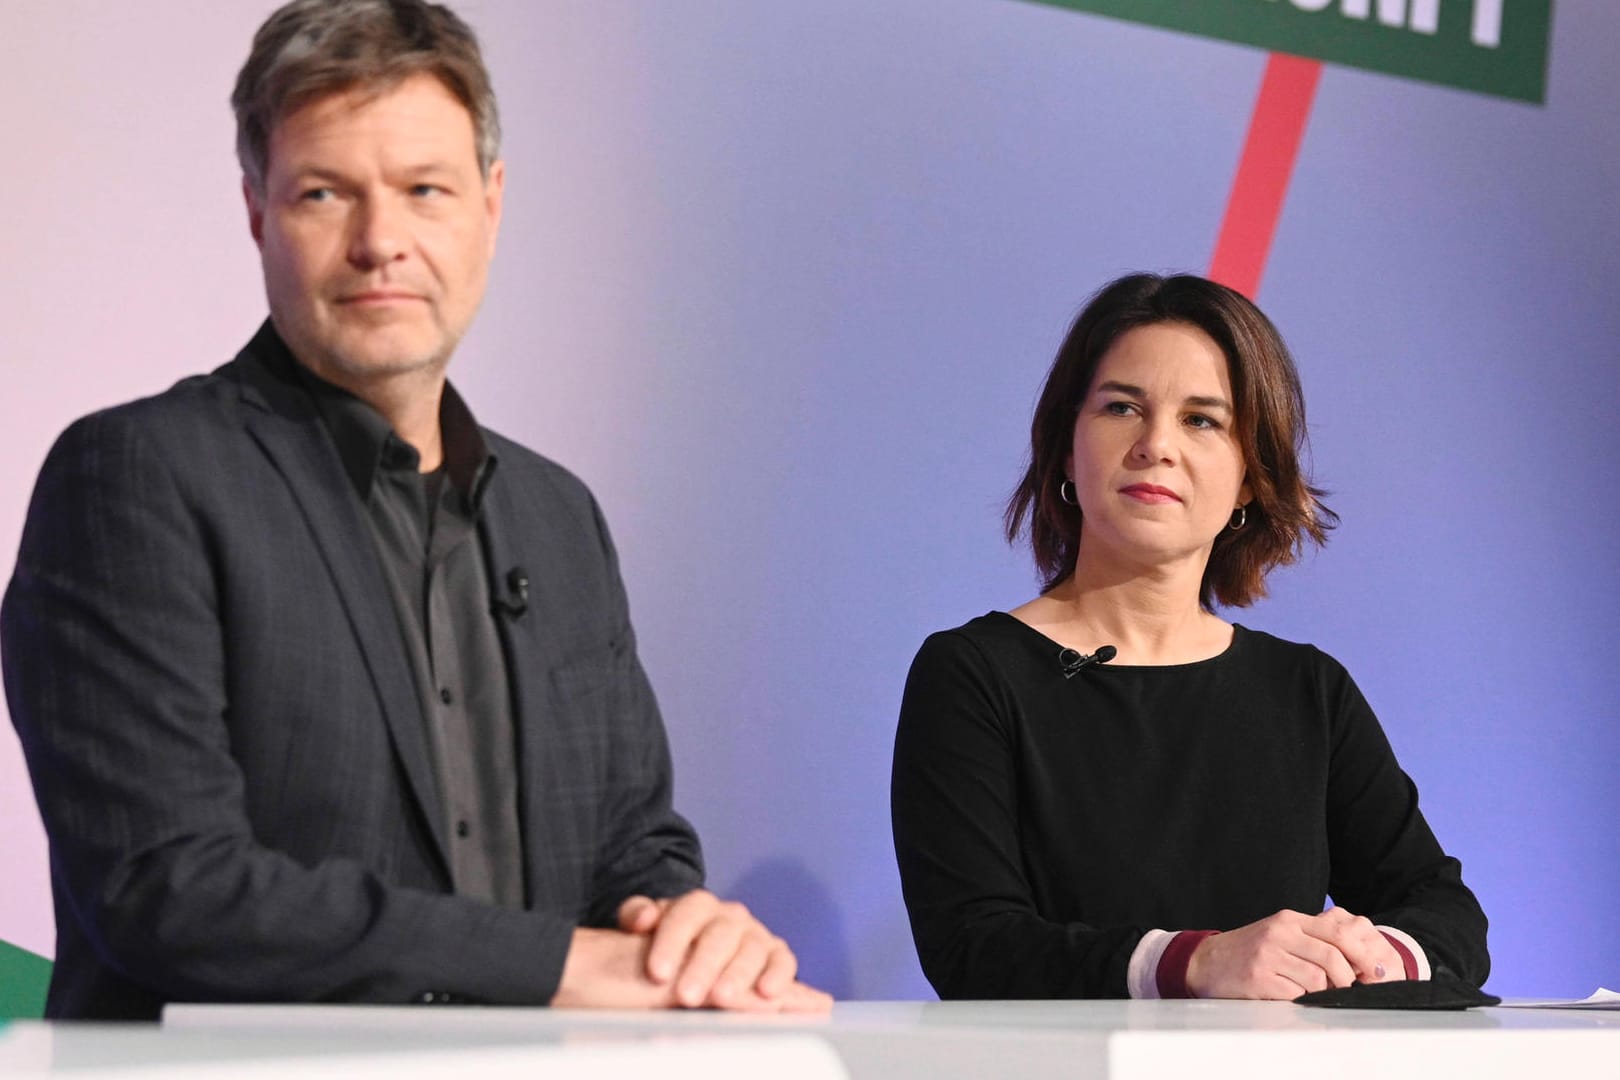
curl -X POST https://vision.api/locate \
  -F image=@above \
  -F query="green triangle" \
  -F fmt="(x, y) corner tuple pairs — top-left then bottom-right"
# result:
(0, 938), (52, 1020)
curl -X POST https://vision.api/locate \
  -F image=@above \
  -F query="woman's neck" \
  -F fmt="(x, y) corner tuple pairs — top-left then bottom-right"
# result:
(1012, 547), (1231, 665)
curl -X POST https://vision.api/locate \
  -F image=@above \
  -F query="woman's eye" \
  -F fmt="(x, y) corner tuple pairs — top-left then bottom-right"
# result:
(1185, 414), (1220, 430)
(1103, 401), (1134, 416)
(299, 188), (333, 202)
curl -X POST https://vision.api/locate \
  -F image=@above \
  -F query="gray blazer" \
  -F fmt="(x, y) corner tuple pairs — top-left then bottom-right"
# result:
(2, 323), (703, 1019)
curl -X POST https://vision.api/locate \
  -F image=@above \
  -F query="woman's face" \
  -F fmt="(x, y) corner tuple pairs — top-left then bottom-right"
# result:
(1067, 321), (1252, 572)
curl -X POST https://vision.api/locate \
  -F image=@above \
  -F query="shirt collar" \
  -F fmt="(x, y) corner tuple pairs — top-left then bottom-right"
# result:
(280, 336), (497, 509)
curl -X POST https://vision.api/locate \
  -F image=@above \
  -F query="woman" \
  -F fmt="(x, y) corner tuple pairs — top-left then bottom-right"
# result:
(890, 273), (1488, 1000)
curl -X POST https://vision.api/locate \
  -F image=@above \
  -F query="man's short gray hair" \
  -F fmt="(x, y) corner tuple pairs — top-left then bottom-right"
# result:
(232, 0), (501, 194)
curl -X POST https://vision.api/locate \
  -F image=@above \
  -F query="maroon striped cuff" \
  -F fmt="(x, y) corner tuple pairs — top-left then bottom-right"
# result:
(1379, 931), (1419, 980)
(1156, 930), (1220, 999)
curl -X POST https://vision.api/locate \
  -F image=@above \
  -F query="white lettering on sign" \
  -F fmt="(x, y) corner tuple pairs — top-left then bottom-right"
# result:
(1263, 0), (1504, 48)
(1470, 0), (1503, 47)
(1341, 0), (1438, 33)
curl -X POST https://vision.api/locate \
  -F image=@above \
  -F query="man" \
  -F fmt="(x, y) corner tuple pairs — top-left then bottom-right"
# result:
(1, 0), (828, 1020)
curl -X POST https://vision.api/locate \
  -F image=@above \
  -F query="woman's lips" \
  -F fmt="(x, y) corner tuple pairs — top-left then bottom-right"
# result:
(1120, 483), (1181, 504)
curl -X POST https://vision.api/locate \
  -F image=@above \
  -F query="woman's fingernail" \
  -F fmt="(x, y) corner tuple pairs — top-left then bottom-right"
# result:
(1373, 963), (1387, 980)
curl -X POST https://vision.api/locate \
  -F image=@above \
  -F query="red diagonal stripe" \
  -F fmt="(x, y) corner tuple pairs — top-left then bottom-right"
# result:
(1208, 53), (1322, 299)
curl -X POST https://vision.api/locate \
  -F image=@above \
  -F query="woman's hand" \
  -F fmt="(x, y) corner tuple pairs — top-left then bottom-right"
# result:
(1183, 908), (1406, 999)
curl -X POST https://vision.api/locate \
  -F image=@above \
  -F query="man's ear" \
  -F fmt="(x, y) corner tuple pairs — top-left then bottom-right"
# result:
(243, 176), (265, 248)
(483, 159), (505, 259)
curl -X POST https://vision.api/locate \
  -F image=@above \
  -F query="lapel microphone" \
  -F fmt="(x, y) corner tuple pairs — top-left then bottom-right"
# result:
(1059, 645), (1116, 680)
(494, 567), (529, 618)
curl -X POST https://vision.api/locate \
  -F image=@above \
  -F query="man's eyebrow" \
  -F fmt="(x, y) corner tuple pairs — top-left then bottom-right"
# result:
(283, 165), (347, 183)
(282, 162), (459, 182)
(1093, 380), (1232, 413)
(399, 162), (460, 178)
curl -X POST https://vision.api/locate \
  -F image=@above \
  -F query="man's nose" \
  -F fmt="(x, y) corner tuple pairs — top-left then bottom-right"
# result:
(348, 196), (407, 269)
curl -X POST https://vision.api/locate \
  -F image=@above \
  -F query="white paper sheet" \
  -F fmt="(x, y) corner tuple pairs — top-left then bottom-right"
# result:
(1498, 987), (1620, 1010)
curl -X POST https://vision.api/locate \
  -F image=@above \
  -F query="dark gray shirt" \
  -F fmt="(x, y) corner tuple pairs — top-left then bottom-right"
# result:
(303, 372), (525, 909)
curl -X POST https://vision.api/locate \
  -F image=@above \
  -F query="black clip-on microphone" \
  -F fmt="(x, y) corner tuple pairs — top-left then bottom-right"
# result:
(494, 567), (529, 618)
(1059, 644), (1117, 680)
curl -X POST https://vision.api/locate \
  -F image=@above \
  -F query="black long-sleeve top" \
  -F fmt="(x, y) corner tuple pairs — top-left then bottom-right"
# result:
(890, 613), (1489, 999)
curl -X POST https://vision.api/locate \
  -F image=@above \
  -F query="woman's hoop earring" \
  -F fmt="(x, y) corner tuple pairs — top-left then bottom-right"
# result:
(1059, 479), (1079, 506)
(1228, 504), (1248, 531)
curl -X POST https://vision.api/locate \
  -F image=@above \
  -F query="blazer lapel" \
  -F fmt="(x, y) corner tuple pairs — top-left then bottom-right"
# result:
(227, 332), (453, 875)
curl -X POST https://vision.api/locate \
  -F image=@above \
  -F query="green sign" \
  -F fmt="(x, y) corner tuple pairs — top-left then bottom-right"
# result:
(0, 939), (51, 1020)
(1025, 0), (1552, 103)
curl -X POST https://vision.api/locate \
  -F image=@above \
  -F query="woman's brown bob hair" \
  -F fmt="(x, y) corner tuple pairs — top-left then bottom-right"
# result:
(1005, 272), (1336, 609)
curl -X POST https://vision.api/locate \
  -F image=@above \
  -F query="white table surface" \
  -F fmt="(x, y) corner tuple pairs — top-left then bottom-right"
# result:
(2, 999), (1616, 1079)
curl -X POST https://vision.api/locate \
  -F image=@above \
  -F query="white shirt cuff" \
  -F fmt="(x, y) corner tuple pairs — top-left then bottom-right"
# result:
(1377, 924), (1431, 980)
(1127, 929), (1178, 999)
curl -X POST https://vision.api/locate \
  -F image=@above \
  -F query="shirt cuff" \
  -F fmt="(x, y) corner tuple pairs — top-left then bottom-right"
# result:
(1377, 925), (1430, 980)
(1127, 929), (1177, 999)
(1128, 929), (1219, 999)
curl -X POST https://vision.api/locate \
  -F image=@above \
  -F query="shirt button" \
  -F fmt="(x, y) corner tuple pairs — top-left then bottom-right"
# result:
(439, 687), (453, 705)
(456, 820), (471, 838)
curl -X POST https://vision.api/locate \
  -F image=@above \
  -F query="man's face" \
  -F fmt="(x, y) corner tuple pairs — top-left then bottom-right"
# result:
(245, 73), (504, 388)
